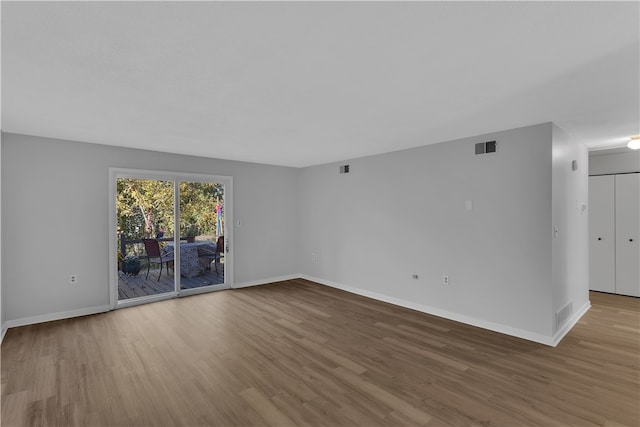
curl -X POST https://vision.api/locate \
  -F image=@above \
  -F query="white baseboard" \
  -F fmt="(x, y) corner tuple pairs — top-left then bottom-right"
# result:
(232, 274), (301, 289)
(5, 305), (111, 329)
(2, 276), (586, 348)
(300, 275), (559, 346)
(2, 276), (300, 333)
(552, 300), (591, 347)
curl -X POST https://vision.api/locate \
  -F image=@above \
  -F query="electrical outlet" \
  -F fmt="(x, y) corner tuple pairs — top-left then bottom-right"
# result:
(311, 253), (316, 263)
(69, 275), (78, 284)
(443, 275), (449, 285)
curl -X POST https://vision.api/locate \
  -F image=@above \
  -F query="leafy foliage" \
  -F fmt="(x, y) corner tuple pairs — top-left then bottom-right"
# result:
(179, 181), (223, 237)
(117, 179), (223, 241)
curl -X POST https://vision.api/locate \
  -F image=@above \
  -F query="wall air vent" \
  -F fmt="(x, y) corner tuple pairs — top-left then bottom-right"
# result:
(475, 140), (497, 155)
(339, 164), (350, 174)
(555, 301), (573, 331)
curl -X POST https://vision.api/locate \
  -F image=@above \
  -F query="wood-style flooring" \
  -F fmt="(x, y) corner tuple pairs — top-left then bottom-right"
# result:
(1, 279), (638, 426)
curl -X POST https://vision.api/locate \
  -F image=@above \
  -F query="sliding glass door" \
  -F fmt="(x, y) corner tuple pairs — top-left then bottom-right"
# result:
(109, 169), (232, 308)
(116, 178), (176, 301)
(178, 181), (225, 292)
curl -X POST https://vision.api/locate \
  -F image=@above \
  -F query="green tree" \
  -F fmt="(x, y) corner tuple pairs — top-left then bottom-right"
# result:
(179, 182), (223, 236)
(117, 179), (174, 239)
(117, 179), (223, 241)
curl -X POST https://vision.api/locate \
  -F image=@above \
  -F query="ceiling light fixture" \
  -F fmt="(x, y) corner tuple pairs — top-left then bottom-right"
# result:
(628, 136), (640, 150)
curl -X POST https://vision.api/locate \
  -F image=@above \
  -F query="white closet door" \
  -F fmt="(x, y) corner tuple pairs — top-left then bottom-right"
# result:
(615, 173), (640, 297)
(589, 175), (616, 293)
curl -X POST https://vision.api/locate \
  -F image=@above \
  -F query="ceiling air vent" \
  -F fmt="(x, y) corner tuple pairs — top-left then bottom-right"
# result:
(475, 140), (497, 155)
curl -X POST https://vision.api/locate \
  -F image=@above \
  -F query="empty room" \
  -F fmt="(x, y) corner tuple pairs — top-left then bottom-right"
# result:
(1, 1), (639, 426)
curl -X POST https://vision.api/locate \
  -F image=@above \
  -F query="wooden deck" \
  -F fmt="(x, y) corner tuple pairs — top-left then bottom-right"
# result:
(118, 262), (224, 300)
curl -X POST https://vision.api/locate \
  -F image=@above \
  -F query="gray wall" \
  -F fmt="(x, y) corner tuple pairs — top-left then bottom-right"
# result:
(298, 123), (567, 342)
(551, 125), (589, 334)
(2, 123), (590, 345)
(1, 132), (4, 339)
(1, 133), (299, 322)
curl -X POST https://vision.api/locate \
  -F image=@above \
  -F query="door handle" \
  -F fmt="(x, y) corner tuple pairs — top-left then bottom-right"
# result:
(598, 237), (602, 241)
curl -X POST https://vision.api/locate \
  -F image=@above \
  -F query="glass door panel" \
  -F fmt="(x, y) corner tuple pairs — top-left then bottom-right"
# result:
(116, 178), (176, 301)
(178, 181), (225, 291)
(111, 169), (232, 308)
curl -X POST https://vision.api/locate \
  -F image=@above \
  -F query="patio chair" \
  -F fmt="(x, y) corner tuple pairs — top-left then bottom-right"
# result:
(199, 236), (224, 276)
(214, 236), (224, 276)
(142, 239), (174, 281)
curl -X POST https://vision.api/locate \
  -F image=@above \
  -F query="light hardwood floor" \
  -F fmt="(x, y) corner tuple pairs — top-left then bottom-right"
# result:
(2, 279), (639, 426)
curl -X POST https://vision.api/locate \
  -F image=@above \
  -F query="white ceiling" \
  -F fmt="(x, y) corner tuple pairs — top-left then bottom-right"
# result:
(2, 1), (639, 167)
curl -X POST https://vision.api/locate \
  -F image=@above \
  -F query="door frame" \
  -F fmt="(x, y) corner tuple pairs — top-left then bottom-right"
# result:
(108, 167), (234, 309)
